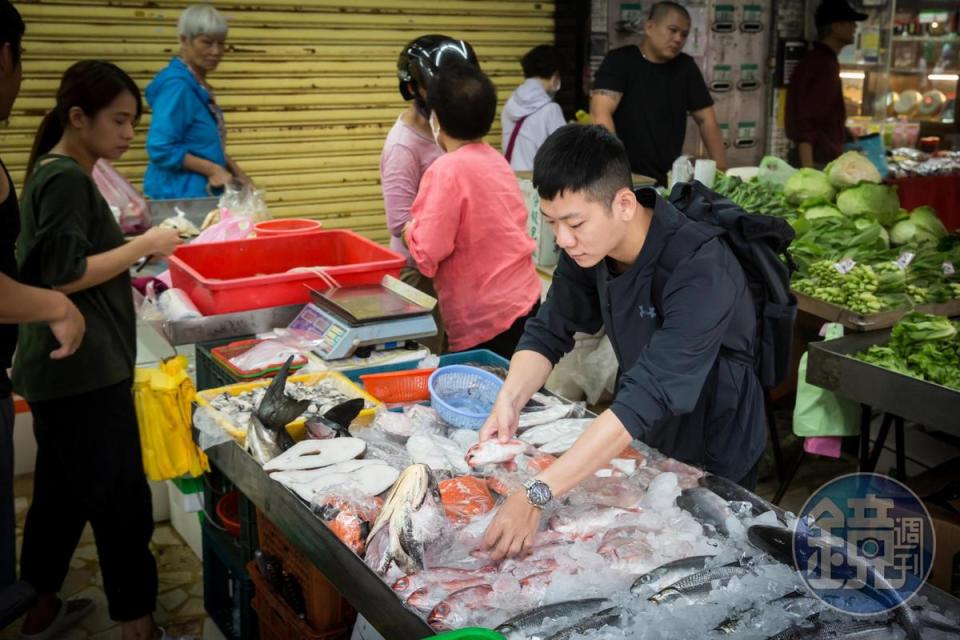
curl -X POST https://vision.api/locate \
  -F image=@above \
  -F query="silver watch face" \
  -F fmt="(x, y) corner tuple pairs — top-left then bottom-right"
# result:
(526, 480), (552, 507)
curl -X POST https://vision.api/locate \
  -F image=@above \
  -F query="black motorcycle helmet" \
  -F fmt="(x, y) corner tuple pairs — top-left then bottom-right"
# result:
(397, 35), (479, 101)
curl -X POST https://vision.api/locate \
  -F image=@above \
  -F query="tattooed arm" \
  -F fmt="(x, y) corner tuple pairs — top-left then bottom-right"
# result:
(590, 89), (622, 134)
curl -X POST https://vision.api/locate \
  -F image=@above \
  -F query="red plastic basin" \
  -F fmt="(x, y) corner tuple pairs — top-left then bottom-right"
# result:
(254, 218), (323, 237)
(168, 229), (405, 315)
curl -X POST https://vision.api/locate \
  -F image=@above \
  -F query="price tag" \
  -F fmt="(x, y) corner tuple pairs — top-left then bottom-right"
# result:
(834, 258), (856, 275)
(944, 261), (956, 276)
(895, 252), (915, 270)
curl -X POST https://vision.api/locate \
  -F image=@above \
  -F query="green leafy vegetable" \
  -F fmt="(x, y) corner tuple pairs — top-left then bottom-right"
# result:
(784, 169), (836, 208)
(857, 313), (960, 389)
(825, 151), (882, 188)
(836, 183), (901, 227)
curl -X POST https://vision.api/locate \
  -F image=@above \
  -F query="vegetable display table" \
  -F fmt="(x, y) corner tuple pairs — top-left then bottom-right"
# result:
(805, 329), (959, 478)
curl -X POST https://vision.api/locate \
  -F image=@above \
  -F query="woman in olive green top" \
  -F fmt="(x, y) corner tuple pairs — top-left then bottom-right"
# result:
(14, 61), (182, 640)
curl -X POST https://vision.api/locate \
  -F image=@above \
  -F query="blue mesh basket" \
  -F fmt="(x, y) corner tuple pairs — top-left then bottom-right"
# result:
(428, 365), (503, 430)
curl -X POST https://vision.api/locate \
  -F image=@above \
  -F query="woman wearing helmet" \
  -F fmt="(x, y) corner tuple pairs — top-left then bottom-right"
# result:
(380, 35), (477, 351)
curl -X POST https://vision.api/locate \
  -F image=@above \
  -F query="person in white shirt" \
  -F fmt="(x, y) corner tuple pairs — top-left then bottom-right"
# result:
(501, 45), (566, 171)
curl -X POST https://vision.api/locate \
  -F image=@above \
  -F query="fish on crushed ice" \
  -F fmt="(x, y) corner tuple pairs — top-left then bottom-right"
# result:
(649, 561), (752, 604)
(629, 555), (717, 595)
(544, 606), (624, 640)
(517, 403), (577, 429)
(676, 487), (736, 536)
(406, 433), (471, 475)
(263, 437), (367, 471)
(495, 598), (611, 639)
(548, 505), (642, 538)
(766, 616), (894, 640)
(427, 584), (494, 631)
(366, 464), (445, 575)
(406, 575), (491, 613)
(392, 566), (496, 601)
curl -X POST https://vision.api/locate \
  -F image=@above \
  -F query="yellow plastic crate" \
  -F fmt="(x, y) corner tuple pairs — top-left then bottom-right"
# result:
(195, 370), (380, 444)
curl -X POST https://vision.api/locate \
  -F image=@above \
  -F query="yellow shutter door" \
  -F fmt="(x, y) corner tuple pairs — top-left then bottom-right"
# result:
(8, 1), (555, 243)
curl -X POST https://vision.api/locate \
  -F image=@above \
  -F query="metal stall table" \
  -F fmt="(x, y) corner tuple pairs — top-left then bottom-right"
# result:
(806, 329), (959, 479)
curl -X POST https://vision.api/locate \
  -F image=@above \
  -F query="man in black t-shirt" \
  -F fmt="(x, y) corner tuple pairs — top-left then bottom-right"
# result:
(591, 1), (728, 185)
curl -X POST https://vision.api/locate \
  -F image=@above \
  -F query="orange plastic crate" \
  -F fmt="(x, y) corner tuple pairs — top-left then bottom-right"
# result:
(359, 368), (436, 403)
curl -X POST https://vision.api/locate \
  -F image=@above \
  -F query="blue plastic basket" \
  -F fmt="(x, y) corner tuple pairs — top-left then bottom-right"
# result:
(428, 365), (503, 430)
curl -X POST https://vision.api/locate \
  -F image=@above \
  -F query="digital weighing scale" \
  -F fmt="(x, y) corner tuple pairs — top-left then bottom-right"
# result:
(288, 282), (437, 360)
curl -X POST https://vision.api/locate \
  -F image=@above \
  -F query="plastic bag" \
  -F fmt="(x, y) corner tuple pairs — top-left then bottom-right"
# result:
(218, 184), (271, 222)
(311, 488), (383, 555)
(438, 476), (496, 524)
(228, 340), (306, 372)
(757, 156), (798, 192)
(792, 323), (859, 438)
(92, 159), (151, 234)
(134, 356), (209, 480)
(157, 288), (202, 321)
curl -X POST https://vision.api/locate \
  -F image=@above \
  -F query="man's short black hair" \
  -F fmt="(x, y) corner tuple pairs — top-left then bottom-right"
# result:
(521, 45), (561, 79)
(427, 59), (497, 141)
(649, 1), (691, 23)
(0, 0), (25, 66)
(533, 124), (633, 207)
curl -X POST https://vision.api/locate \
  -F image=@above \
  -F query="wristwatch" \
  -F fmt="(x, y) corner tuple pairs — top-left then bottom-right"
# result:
(523, 478), (553, 509)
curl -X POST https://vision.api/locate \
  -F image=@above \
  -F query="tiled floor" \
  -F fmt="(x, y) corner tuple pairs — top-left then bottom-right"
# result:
(0, 474), (224, 640)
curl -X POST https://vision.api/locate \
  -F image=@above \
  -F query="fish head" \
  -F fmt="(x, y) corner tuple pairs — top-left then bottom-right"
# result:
(427, 601), (455, 631)
(406, 587), (431, 610)
(747, 525), (795, 565)
(649, 587), (683, 605)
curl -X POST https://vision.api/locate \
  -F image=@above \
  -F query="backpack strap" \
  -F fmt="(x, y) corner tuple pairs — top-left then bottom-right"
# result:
(504, 115), (529, 163)
(651, 221), (723, 317)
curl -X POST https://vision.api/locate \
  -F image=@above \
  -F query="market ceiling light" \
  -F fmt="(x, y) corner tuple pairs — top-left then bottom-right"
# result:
(839, 71), (866, 80)
(927, 73), (959, 82)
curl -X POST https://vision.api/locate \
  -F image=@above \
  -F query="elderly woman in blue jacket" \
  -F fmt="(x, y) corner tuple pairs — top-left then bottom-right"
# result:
(144, 4), (249, 199)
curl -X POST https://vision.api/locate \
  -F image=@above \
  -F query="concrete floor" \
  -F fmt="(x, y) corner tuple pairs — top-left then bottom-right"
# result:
(0, 474), (225, 640)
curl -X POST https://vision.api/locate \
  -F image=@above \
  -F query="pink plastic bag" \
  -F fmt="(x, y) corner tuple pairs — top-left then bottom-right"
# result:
(91, 159), (151, 234)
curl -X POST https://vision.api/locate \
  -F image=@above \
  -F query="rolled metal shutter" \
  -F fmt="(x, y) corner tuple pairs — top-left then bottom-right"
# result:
(8, 1), (555, 243)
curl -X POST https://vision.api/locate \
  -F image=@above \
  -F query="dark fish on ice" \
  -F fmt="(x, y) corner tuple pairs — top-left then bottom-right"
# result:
(544, 607), (624, 640)
(677, 487), (735, 536)
(649, 561), (752, 604)
(247, 356), (310, 465)
(495, 598), (611, 640)
(305, 397), (366, 439)
(702, 473), (784, 522)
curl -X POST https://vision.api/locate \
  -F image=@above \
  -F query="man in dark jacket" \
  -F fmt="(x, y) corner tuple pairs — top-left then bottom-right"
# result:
(785, 0), (867, 167)
(480, 124), (766, 559)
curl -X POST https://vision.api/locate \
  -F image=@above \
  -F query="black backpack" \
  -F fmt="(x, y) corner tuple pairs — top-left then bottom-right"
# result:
(649, 181), (798, 389)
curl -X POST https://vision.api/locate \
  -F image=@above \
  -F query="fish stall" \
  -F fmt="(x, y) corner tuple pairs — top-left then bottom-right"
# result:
(192, 358), (960, 640)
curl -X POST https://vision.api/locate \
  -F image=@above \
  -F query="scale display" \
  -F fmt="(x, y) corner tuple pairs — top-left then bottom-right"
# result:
(290, 285), (437, 360)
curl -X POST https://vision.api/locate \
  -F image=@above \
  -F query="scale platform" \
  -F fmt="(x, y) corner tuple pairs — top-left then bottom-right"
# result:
(289, 283), (437, 360)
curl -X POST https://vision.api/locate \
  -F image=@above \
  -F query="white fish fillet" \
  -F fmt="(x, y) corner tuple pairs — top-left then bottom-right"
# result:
(517, 403), (576, 429)
(519, 419), (592, 446)
(263, 437), (366, 471)
(406, 433), (470, 475)
(279, 464), (400, 502)
(269, 459), (386, 485)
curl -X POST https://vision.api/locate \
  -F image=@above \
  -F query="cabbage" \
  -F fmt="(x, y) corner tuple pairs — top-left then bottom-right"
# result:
(784, 169), (836, 208)
(803, 205), (844, 220)
(909, 206), (948, 239)
(890, 219), (940, 246)
(825, 151), (882, 188)
(757, 156), (797, 192)
(836, 183), (901, 227)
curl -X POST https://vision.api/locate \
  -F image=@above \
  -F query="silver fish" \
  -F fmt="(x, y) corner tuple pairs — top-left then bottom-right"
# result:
(495, 598), (611, 640)
(676, 487), (735, 536)
(629, 555), (715, 595)
(517, 403), (577, 429)
(544, 607), (624, 640)
(767, 617), (894, 640)
(748, 525), (922, 640)
(715, 590), (816, 634)
(365, 464), (443, 575)
(649, 562), (752, 604)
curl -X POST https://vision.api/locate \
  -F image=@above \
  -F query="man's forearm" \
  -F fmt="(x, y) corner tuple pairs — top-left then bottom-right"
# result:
(500, 350), (554, 411)
(698, 120), (729, 170)
(0, 275), (71, 324)
(537, 409), (634, 497)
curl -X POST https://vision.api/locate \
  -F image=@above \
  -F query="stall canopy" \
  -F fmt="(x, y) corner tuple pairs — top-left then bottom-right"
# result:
(7, 0), (555, 244)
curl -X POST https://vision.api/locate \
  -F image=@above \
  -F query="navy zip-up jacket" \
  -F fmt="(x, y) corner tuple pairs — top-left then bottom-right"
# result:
(517, 190), (766, 481)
